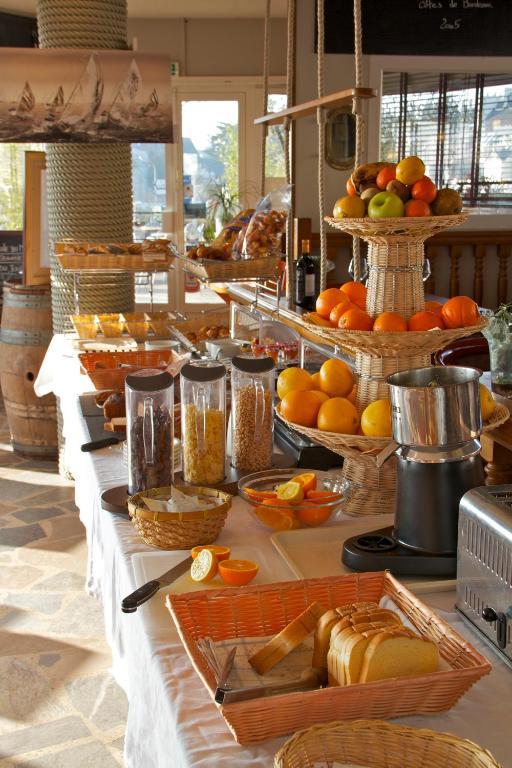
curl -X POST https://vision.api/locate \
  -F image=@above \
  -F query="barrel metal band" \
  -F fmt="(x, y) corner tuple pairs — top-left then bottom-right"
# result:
(0, 328), (53, 346)
(4, 399), (57, 417)
(3, 295), (51, 309)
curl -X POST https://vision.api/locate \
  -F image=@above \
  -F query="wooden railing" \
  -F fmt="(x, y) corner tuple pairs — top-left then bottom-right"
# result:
(294, 218), (512, 308)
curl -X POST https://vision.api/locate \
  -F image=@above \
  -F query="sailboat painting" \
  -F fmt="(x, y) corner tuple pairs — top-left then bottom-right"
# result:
(0, 48), (173, 142)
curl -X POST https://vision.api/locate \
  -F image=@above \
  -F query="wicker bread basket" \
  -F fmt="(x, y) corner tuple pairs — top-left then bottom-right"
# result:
(79, 349), (177, 390)
(274, 720), (502, 768)
(167, 571), (491, 745)
(128, 485), (232, 550)
(177, 252), (281, 281)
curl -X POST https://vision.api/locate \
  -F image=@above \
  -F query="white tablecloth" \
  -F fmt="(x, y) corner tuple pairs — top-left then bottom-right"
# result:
(35, 337), (512, 768)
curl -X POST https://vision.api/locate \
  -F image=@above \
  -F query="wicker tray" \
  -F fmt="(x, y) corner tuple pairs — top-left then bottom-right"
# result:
(324, 213), (469, 243)
(482, 402), (510, 432)
(177, 253), (281, 281)
(297, 316), (488, 357)
(276, 408), (391, 466)
(79, 349), (176, 391)
(275, 720), (502, 768)
(56, 240), (176, 273)
(166, 570), (491, 746)
(128, 485), (231, 550)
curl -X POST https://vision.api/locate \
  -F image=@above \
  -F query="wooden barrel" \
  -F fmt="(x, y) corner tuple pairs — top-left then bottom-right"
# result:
(0, 283), (57, 458)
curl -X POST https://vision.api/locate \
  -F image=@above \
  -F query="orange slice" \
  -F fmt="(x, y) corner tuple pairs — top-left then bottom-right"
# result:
(256, 500), (298, 531)
(218, 559), (259, 586)
(244, 487), (278, 502)
(190, 545), (231, 561)
(297, 504), (333, 527)
(190, 548), (218, 583)
(292, 472), (317, 493)
(276, 481), (304, 503)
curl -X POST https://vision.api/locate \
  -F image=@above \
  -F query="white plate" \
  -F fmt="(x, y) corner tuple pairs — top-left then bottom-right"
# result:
(271, 517), (456, 594)
(131, 544), (296, 635)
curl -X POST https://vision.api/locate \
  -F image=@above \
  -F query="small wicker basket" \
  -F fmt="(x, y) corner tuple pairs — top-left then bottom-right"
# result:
(128, 485), (232, 550)
(274, 720), (502, 768)
(177, 252), (281, 281)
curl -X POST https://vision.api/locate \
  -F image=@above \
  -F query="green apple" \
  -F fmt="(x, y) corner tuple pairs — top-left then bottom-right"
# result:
(368, 191), (405, 218)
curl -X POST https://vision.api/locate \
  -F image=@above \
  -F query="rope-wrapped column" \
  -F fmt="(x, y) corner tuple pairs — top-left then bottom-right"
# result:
(37, 0), (134, 334)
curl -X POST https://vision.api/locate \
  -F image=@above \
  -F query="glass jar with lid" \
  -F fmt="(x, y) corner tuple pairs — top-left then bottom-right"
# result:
(126, 369), (174, 495)
(180, 362), (226, 485)
(230, 355), (275, 471)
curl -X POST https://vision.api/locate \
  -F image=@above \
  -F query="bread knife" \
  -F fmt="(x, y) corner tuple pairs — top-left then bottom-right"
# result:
(121, 555), (194, 613)
(216, 675), (322, 705)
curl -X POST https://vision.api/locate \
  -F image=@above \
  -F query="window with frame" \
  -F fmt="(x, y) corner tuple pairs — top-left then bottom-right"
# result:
(381, 72), (512, 208)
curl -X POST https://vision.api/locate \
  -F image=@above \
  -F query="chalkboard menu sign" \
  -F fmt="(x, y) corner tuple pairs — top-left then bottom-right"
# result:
(0, 232), (23, 308)
(322, 0), (511, 57)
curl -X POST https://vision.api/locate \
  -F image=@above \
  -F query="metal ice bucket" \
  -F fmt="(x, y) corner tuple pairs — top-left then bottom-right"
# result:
(386, 366), (482, 448)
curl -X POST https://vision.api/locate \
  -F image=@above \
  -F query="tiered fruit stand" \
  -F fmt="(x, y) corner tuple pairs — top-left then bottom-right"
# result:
(289, 212), (489, 516)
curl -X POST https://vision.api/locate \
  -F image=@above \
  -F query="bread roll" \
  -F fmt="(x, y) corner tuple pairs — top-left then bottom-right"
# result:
(103, 392), (125, 420)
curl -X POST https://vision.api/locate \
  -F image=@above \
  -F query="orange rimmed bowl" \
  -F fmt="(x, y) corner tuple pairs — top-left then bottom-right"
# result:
(238, 468), (349, 531)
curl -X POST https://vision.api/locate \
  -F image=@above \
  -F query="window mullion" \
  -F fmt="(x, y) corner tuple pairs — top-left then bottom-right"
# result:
(435, 73), (447, 188)
(469, 74), (484, 207)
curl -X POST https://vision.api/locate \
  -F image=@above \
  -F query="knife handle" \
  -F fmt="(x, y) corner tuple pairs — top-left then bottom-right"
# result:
(121, 580), (160, 613)
(81, 437), (119, 452)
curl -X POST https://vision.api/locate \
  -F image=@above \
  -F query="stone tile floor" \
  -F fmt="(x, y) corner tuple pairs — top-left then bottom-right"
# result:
(0, 399), (127, 767)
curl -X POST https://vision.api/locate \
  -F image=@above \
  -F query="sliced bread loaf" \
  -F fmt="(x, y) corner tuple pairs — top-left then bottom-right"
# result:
(359, 630), (439, 683)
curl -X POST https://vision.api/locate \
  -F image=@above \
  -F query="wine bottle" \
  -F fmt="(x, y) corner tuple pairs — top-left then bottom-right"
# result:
(295, 239), (316, 311)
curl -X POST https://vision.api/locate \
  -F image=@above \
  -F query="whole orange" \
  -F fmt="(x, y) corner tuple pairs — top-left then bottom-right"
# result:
(361, 399), (392, 437)
(424, 300), (443, 315)
(306, 311), (334, 328)
(333, 195), (365, 219)
(441, 296), (480, 328)
(376, 165), (396, 190)
(310, 390), (330, 406)
(411, 176), (437, 204)
(339, 307), (374, 331)
(310, 371), (322, 389)
(316, 288), (346, 319)
(408, 310), (445, 331)
(329, 296), (354, 325)
(405, 199), (431, 217)
(317, 397), (359, 434)
(373, 311), (408, 332)
(346, 176), (357, 196)
(319, 358), (354, 397)
(280, 389), (322, 427)
(340, 280), (367, 310)
(277, 367), (312, 400)
(396, 156), (425, 186)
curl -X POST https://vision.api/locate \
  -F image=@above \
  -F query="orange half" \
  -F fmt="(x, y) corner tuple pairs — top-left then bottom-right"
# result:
(218, 559), (259, 586)
(292, 472), (317, 493)
(190, 545), (231, 561)
(190, 549), (218, 583)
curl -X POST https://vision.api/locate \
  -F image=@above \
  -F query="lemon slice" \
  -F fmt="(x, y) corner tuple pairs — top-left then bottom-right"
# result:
(190, 548), (218, 583)
(276, 481), (304, 503)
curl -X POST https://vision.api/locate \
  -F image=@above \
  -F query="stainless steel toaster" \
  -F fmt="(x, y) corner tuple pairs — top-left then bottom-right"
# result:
(456, 485), (512, 666)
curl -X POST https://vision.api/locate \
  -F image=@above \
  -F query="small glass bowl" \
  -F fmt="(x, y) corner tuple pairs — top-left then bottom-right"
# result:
(71, 314), (98, 339)
(239, 468), (349, 531)
(123, 313), (149, 339)
(97, 314), (124, 337)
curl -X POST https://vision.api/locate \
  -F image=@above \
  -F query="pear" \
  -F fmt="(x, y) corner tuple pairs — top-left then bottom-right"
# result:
(431, 188), (463, 215)
(386, 179), (410, 202)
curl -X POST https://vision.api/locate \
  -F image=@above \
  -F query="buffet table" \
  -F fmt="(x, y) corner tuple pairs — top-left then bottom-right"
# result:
(36, 337), (512, 768)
